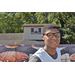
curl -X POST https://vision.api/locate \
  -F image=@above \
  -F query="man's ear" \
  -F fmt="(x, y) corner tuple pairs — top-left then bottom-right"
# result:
(41, 35), (44, 40)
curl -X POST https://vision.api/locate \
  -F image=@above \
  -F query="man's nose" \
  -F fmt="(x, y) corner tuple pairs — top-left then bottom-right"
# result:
(52, 35), (57, 39)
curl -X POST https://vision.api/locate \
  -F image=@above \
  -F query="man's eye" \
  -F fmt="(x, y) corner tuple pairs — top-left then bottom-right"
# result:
(56, 33), (60, 36)
(48, 34), (52, 36)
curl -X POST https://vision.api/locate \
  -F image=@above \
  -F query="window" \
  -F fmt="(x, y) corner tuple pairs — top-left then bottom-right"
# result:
(38, 28), (41, 34)
(31, 28), (34, 34)
(34, 28), (38, 34)
(31, 28), (41, 34)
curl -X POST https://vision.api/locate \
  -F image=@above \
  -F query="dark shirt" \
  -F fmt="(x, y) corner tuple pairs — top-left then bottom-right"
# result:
(29, 56), (41, 62)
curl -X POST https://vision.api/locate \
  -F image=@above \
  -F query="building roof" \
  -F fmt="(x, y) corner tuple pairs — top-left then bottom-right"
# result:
(22, 24), (53, 27)
(22, 24), (44, 27)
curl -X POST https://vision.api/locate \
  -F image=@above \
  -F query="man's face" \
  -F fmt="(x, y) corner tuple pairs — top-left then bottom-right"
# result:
(41, 29), (60, 49)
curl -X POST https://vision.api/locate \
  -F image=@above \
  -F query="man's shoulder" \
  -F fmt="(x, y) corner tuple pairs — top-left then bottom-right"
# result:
(28, 55), (41, 62)
(28, 48), (43, 62)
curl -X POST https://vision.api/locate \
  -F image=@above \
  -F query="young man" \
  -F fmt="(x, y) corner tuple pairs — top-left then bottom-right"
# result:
(29, 24), (61, 62)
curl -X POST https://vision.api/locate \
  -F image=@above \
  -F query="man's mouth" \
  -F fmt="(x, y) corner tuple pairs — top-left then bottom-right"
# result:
(51, 42), (58, 44)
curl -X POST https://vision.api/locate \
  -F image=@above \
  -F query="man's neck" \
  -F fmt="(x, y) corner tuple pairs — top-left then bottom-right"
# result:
(43, 46), (56, 55)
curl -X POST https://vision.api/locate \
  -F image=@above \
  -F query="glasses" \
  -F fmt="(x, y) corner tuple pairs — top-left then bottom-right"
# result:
(43, 32), (60, 38)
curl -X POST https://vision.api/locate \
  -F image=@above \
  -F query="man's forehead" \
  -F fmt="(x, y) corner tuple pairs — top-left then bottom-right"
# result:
(45, 29), (59, 33)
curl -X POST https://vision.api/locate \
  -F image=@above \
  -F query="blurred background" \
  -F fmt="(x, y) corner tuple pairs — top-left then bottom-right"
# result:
(0, 12), (75, 62)
(0, 12), (75, 44)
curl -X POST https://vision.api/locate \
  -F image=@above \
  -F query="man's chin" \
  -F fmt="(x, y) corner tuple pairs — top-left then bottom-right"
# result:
(48, 45), (58, 49)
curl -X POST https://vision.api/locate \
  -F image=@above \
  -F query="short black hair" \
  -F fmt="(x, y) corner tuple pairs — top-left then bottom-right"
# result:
(43, 23), (59, 34)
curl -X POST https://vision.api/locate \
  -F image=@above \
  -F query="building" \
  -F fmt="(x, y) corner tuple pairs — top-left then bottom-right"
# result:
(22, 24), (45, 40)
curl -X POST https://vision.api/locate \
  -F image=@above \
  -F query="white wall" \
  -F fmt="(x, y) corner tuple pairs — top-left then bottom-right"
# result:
(24, 27), (43, 40)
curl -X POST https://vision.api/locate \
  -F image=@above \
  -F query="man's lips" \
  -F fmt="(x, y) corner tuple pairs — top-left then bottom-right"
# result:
(51, 42), (59, 44)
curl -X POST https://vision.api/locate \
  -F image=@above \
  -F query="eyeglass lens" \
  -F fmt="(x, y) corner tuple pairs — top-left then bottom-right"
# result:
(47, 32), (60, 38)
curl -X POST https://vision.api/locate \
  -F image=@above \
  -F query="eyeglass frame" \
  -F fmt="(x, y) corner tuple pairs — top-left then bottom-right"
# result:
(43, 32), (60, 38)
